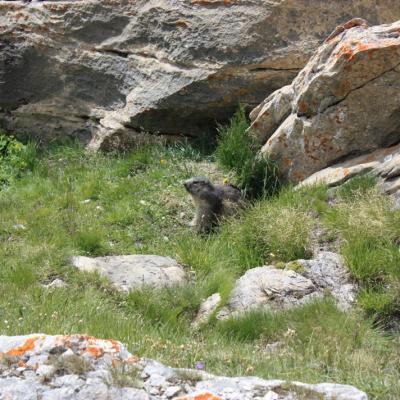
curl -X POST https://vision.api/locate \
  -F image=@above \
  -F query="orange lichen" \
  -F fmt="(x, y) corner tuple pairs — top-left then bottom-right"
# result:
(126, 355), (139, 365)
(298, 100), (309, 115)
(335, 43), (355, 62)
(17, 360), (26, 368)
(6, 336), (40, 357)
(292, 171), (305, 182)
(175, 393), (222, 400)
(86, 345), (104, 358)
(194, 393), (222, 400)
(109, 339), (121, 353)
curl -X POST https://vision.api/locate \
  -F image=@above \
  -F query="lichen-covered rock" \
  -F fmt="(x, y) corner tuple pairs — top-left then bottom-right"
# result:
(298, 143), (400, 193)
(249, 19), (400, 184)
(1, 1), (399, 150)
(217, 252), (356, 319)
(0, 334), (368, 400)
(70, 255), (186, 292)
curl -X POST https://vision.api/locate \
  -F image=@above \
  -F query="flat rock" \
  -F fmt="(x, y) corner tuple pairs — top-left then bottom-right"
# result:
(0, 334), (368, 400)
(249, 19), (400, 184)
(70, 255), (186, 292)
(299, 144), (400, 193)
(217, 252), (356, 319)
(1, 1), (399, 149)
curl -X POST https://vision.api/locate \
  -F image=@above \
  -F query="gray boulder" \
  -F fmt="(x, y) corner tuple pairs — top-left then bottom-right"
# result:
(1, 1), (399, 149)
(249, 19), (400, 184)
(217, 252), (356, 319)
(70, 255), (186, 292)
(0, 334), (368, 400)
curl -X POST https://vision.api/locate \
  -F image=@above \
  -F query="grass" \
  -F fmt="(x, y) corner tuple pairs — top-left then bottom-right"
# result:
(324, 186), (400, 325)
(0, 136), (399, 398)
(215, 107), (280, 198)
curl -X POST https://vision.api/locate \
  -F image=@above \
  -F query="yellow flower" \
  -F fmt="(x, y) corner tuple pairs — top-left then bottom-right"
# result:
(160, 159), (167, 165)
(223, 177), (229, 184)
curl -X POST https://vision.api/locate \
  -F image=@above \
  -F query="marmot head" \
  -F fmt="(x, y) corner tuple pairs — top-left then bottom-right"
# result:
(183, 176), (214, 196)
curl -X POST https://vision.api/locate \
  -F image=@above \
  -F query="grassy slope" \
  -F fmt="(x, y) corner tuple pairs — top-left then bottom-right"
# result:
(0, 143), (399, 399)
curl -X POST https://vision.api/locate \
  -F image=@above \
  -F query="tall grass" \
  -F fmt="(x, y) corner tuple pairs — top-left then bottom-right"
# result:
(214, 107), (280, 199)
(323, 186), (400, 325)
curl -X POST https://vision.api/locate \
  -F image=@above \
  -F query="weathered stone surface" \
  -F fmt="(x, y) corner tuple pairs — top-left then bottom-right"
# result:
(193, 293), (222, 326)
(249, 19), (400, 183)
(70, 255), (186, 292)
(217, 252), (356, 318)
(1, 1), (399, 150)
(0, 334), (368, 400)
(299, 143), (400, 192)
(299, 252), (356, 311)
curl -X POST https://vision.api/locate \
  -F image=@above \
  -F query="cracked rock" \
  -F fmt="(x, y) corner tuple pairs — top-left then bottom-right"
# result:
(249, 19), (400, 185)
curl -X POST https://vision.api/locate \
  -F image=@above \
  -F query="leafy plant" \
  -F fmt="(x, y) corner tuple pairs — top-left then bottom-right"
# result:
(214, 107), (280, 199)
(0, 131), (37, 185)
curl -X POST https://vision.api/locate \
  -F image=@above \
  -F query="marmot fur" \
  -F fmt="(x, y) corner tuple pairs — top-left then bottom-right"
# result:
(184, 176), (245, 233)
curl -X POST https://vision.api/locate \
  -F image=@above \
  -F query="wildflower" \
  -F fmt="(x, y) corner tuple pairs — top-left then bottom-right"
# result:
(195, 361), (205, 370)
(160, 159), (167, 165)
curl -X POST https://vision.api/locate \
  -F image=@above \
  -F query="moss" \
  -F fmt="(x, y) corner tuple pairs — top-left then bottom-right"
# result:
(274, 261), (286, 270)
(286, 261), (305, 273)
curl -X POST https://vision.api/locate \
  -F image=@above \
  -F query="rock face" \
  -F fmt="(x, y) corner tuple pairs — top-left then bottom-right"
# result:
(70, 255), (186, 292)
(249, 19), (400, 184)
(217, 252), (356, 319)
(0, 334), (368, 400)
(1, 1), (400, 150)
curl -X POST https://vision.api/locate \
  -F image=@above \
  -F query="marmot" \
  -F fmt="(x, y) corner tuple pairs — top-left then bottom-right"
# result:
(183, 176), (245, 233)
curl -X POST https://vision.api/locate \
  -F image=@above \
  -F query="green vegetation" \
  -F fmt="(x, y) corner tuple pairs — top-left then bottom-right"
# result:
(215, 107), (280, 198)
(0, 131), (37, 185)
(324, 186), (400, 326)
(0, 126), (399, 399)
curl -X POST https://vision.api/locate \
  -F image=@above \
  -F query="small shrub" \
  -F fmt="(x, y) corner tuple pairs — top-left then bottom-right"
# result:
(214, 107), (280, 199)
(0, 131), (37, 185)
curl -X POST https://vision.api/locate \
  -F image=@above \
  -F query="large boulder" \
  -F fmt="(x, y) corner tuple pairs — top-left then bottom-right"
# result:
(0, 334), (368, 399)
(70, 255), (186, 292)
(249, 19), (400, 184)
(1, 1), (399, 150)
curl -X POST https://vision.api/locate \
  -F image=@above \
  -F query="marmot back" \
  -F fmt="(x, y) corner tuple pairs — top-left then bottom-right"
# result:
(184, 176), (245, 233)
